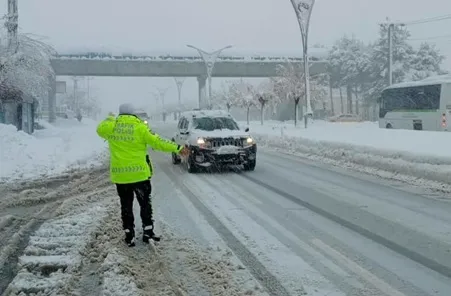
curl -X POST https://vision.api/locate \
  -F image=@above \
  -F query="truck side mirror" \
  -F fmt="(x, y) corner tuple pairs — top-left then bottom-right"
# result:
(245, 127), (249, 132)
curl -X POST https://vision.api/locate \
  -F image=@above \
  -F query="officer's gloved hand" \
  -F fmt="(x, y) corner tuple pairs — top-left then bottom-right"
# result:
(179, 146), (190, 157)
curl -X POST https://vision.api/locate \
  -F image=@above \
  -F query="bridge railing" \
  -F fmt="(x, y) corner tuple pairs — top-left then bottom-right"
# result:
(53, 52), (326, 63)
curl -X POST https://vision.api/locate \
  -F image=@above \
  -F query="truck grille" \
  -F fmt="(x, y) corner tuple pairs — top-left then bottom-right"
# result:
(208, 137), (243, 148)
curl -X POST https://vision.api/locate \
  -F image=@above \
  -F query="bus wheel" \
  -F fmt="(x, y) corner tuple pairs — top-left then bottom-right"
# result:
(386, 123), (393, 129)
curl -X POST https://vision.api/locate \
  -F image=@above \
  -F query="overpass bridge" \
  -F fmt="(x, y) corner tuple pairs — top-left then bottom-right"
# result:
(48, 49), (329, 121)
(51, 50), (328, 77)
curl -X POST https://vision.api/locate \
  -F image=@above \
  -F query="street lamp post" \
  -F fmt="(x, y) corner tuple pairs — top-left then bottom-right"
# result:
(71, 76), (84, 111)
(86, 77), (94, 101)
(151, 92), (160, 116)
(155, 86), (169, 122)
(187, 44), (232, 109)
(290, 0), (315, 128)
(173, 77), (186, 116)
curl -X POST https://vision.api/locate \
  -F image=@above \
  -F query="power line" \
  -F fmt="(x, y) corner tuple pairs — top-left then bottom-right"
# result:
(397, 14), (451, 26)
(408, 34), (451, 41)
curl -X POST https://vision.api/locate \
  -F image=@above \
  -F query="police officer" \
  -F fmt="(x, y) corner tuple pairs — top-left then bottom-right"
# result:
(97, 103), (188, 247)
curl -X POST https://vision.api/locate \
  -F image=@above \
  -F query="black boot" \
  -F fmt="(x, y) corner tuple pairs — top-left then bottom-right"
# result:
(124, 229), (136, 247)
(143, 225), (160, 243)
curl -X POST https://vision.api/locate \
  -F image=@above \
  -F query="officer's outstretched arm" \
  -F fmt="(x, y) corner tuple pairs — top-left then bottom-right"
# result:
(140, 125), (182, 153)
(96, 115), (116, 139)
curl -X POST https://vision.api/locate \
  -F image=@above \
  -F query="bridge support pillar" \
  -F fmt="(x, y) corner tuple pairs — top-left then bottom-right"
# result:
(48, 75), (56, 123)
(197, 76), (207, 109)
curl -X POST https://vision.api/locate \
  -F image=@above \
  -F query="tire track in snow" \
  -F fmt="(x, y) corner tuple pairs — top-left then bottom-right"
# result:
(3, 202), (110, 296)
(241, 172), (451, 281)
(0, 203), (58, 295)
(0, 169), (110, 210)
(200, 172), (416, 295)
(0, 169), (112, 294)
(159, 165), (292, 296)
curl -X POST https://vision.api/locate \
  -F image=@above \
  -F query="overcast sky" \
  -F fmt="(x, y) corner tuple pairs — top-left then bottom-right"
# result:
(4, 0), (451, 114)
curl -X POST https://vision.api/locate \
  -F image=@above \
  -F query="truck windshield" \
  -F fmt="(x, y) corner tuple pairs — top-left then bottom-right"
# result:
(136, 112), (149, 120)
(193, 117), (239, 131)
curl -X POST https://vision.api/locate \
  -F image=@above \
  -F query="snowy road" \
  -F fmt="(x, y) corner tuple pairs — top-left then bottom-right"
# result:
(3, 135), (451, 295)
(149, 128), (451, 295)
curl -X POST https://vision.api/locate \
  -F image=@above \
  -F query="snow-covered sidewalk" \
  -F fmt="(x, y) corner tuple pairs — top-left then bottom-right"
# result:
(0, 118), (108, 184)
(242, 120), (451, 185)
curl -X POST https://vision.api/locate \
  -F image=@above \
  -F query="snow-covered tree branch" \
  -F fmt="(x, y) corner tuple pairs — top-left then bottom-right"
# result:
(211, 82), (239, 112)
(253, 80), (278, 125)
(272, 62), (326, 125)
(0, 32), (55, 101)
(325, 27), (446, 120)
(228, 79), (258, 125)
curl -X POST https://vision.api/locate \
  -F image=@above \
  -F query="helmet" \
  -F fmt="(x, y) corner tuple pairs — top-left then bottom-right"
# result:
(118, 103), (136, 115)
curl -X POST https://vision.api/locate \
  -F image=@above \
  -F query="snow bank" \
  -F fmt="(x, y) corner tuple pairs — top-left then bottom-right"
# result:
(242, 120), (451, 185)
(0, 118), (108, 183)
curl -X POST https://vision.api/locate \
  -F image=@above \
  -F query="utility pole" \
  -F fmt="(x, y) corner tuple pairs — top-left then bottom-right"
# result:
(388, 23), (394, 86)
(384, 19), (405, 86)
(6, 0), (18, 53)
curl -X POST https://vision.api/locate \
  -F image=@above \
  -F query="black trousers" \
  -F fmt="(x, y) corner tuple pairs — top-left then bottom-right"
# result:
(115, 180), (153, 231)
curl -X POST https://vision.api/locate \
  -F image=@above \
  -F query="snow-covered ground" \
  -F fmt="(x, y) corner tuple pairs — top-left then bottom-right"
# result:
(239, 120), (451, 186)
(0, 118), (108, 184)
(2, 117), (451, 295)
(0, 167), (275, 296)
(240, 120), (451, 158)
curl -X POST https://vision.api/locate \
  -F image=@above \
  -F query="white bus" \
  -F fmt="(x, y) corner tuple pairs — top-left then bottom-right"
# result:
(379, 75), (451, 131)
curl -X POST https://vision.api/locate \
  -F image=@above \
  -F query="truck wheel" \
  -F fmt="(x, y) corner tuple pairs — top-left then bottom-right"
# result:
(243, 159), (256, 171)
(186, 155), (198, 173)
(172, 152), (181, 164)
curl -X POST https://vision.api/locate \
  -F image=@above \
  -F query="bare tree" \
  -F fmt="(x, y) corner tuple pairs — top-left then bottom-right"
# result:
(228, 79), (257, 125)
(254, 80), (278, 125)
(272, 62), (326, 125)
(60, 89), (101, 119)
(211, 82), (239, 112)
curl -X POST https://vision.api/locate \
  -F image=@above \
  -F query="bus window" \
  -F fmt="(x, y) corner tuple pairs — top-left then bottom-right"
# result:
(421, 85), (441, 109)
(380, 84), (441, 118)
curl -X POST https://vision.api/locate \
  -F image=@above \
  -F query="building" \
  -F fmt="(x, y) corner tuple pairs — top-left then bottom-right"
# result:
(0, 83), (38, 134)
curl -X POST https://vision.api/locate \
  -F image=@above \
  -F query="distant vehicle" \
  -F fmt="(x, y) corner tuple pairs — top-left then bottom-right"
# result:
(171, 109), (257, 173)
(379, 75), (451, 131)
(135, 110), (150, 127)
(328, 114), (361, 122)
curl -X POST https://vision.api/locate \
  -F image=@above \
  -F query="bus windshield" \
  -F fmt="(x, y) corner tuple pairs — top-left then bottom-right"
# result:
(379, 84), (441, 118)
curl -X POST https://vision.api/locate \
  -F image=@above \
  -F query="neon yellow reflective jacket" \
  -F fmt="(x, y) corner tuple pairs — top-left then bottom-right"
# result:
(96, 115), (182, 184)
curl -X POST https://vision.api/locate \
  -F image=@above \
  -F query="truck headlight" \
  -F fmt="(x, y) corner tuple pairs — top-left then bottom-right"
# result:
(144, 120), (148, 125)
(197, 137), (205, 145)
(246, 137), (254, 144)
